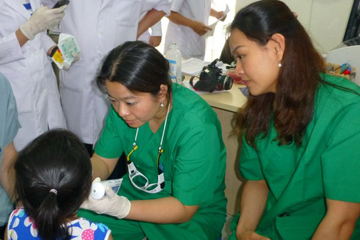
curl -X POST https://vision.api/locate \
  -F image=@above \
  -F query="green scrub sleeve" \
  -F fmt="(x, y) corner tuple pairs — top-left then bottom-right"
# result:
(239, 135), (265, 181)
(3, 79), (20, 146)
(322, 102), (360, 202)
(173, 124), (220, 206)
(95, 107), (124, 159)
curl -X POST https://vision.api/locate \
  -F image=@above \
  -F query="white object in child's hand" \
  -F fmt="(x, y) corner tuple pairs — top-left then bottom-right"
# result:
(90, 178), (123, 200)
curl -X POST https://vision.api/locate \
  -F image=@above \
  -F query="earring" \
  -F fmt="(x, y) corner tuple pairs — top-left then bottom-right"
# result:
(160, 102), (164, 107)
(278, 62), (282, 68)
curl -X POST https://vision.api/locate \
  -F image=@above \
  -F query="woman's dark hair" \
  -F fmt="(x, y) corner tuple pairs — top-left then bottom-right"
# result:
(15, 129), (92, 240)
(231, 0), (325, 147)
(97, 41), (172, 98)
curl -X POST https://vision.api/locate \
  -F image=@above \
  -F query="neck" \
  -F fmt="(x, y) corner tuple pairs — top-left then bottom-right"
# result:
(150, 97), (172, 133)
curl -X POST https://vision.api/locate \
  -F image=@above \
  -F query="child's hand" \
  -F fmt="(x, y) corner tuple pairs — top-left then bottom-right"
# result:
(81, 186), (131, 219)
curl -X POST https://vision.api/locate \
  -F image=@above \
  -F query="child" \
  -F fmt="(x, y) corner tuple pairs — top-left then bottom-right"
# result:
(5, 129), (113, 240)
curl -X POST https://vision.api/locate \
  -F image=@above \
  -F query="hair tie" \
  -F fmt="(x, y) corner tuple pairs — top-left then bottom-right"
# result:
(49, 189), (58, 195)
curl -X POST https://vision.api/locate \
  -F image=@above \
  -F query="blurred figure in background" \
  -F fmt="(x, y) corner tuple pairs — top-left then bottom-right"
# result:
(165, 0), (227, 59)
(0, 73), (20, 238)
(0, 0), (67, 150)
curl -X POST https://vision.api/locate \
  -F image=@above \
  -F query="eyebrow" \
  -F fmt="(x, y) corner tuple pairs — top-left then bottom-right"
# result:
(107, 93), (135, 100)
(231, 45), (245, 55)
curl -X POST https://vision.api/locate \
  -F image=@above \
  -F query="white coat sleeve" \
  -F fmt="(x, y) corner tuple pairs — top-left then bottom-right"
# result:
(0, 33), (25, 65)
(145, 0), (171, 16)
(171, 0), (185, 12)
(39, 32), (56, 55)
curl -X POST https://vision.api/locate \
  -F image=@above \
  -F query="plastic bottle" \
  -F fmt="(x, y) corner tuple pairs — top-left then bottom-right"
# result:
(166, 42), (182, 84)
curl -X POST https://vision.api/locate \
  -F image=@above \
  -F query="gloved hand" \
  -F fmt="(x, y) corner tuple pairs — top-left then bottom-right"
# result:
(81, 183), (131, 219)
(20, 5), (67, 40)
(62, 52), (80, 70)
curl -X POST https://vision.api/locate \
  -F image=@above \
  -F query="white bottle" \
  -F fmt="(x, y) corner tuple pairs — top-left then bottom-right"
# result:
(166, 42), (182, 84)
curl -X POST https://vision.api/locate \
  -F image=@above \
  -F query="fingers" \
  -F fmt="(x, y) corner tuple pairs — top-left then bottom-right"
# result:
(105, 186), (116, 199)
(52, 4), (68, 13)
(93, 177), (101, 183)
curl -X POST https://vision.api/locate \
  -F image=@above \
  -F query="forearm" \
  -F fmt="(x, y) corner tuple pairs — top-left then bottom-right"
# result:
(90, 154), (114, 180)
(237, 180), (269, 234)
(127, 196), (198, 224)
(0, 142), (17, 199)
(312, 216), (356, 240)
(312, 200), (360, 240)
(167, 11), (195, 29)
(15, 28), (29, 47)
(137, 9), (165, 39)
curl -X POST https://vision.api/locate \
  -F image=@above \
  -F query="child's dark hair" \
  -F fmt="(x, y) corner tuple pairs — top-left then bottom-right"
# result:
(14, 129), (92, 240)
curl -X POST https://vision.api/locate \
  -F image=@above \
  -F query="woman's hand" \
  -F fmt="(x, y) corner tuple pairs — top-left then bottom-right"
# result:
(81, 185), (131, 219)
(190, 20), (212, 36)
(236, 228), (270, 240)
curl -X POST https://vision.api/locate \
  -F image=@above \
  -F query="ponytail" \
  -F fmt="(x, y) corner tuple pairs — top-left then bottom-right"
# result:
(32, 190), (70, 240)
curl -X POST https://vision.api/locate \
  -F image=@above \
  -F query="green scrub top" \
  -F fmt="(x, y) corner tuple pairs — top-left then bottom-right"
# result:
(79, 84), (227, 240)
(230, 74), (360, 240)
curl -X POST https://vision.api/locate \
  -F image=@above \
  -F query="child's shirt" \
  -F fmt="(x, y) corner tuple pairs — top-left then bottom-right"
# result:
(7, 208), (111, 240)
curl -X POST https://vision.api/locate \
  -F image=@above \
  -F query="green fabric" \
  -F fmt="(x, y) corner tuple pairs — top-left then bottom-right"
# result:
(0, 73), (20, 226)
(79, 84), (227, 239)
(230, 74), (360, 239)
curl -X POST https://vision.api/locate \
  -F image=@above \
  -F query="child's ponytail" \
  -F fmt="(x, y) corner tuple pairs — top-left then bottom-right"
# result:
(34, 189), (70, 240)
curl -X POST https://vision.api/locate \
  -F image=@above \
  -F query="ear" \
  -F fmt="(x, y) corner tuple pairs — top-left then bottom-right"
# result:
(269, 33), (285, 62)
(158, 84), (168, 102)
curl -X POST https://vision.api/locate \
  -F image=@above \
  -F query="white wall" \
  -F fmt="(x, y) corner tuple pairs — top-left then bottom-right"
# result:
(234, 0), (353, 54)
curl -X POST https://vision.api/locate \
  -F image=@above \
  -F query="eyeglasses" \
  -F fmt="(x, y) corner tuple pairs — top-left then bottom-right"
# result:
(127, 144), (165, 194)
(126, 103), (170, 194)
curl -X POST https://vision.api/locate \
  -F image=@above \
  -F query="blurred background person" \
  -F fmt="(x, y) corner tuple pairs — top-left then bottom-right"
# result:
(165, 0), (227, 60)
(0, 73), (20, 238)
(0, 0), (67, 150)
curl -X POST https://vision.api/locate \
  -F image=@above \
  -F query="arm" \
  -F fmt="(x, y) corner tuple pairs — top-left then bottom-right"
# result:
(0, 142), (17, 200)
(312, 199), (360, 240)
(127, 197), (198, 223)
(137, 9), (166, 39)
(210, 8), (224, 20)
(167, 11), (212, 36)
(236, 180), (271, 240)
(90, 153), (199, 223)
(90, 153), (119, 180)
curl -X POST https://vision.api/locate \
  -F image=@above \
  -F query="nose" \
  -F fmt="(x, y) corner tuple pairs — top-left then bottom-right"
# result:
(235, 61), (244, 76)
(115, 102), (130, 118)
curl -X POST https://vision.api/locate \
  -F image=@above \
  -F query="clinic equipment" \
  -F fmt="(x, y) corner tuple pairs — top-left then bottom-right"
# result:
(90, 178), (123, 200)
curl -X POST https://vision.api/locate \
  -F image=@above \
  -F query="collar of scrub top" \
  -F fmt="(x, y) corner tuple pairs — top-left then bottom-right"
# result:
(126, 102), (170, 194)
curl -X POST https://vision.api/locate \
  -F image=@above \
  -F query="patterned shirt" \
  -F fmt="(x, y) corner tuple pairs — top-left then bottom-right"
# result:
(7, 208), (111, 240)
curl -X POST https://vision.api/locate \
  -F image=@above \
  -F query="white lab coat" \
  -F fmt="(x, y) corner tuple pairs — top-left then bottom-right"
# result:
(43, 0), (170, 145)
(0, 0), (66, 150)
(165, 0), (211, 59)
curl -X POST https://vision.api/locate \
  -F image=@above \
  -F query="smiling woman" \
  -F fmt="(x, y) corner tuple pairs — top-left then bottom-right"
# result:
(78, 41), (227, 240)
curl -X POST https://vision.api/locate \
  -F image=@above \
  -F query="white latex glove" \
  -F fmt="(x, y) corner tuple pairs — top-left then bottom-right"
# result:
(81, 185), (131, 219)
(20, 5), (67, 40)
(62, 52), (80, 70)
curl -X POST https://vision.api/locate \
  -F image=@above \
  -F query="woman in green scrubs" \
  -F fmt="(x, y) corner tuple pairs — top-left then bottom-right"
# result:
(78, 41), (227, 239)
(228, 1), (360, 239)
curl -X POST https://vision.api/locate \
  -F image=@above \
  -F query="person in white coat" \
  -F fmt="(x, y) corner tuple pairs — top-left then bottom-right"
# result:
(0, 0), (67, 150)
(165, 0), (226, 60)
(41, 0), (170, 154)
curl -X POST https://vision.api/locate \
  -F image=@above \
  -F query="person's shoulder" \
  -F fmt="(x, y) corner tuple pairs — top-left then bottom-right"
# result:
(173, 84), (217, 125)
(319, 74), (360, 104)
(75, 218), (111, 237)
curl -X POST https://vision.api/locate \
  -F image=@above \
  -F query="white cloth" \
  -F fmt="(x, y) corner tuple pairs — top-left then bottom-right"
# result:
(0, 0), (66, 150)
(165, 0), (211, 59)
(41, 0), (170, 145)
